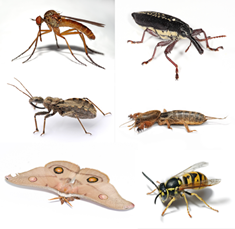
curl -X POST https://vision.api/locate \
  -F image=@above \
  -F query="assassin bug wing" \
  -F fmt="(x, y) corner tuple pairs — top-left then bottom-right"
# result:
(178, 179), (221, 191)
(174, 162), (208, 178)
(61, 15), (104, 27)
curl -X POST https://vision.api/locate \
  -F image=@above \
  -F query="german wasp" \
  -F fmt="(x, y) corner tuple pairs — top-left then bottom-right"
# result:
(142, 162), (220, 217)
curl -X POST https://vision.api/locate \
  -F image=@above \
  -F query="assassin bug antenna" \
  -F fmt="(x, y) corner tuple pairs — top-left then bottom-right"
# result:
(7, 78), (45, 109)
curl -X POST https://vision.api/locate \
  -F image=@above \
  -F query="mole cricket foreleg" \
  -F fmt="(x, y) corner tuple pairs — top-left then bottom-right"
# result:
(33, 111), (51, 133)
(41, 111), (57, 136)
(164, 40), (179, 80)
(60, 29), (104, 69)
(142, 40), (172, 65)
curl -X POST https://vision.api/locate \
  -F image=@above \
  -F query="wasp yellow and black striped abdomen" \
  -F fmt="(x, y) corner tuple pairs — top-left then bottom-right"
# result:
(183, 172), (207, 190)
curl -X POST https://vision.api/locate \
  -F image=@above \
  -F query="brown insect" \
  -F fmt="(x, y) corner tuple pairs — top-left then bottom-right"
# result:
(8, 78), (111, 136)
(12, 10), (105, 69)
(122, 109), (226, 133)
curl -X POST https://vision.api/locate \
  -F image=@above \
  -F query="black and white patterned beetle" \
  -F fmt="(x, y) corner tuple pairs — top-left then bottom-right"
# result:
(128, 11), (225, 80)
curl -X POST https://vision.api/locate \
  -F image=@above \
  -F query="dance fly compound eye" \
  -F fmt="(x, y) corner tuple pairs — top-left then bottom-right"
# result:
(87, 177), (98, 183)
(54, 167), (64, 174)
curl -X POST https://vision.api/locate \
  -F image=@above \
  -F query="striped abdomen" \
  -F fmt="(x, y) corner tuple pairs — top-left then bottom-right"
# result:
(183, 172), (207, 190)
(60, 19), (95, 39)
(161, 110), (206, 125)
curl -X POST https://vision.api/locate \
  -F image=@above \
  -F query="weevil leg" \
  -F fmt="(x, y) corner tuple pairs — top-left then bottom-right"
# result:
(53, 28), (87, 66)
(12, 29), (52, 63)
(164, 40), (179, 80)
(185, 191), (219, 213)
(162, 197), (176, 216)
(183, 122), (196, 133)
(127, 28), (148, 44)
(82, 98), (111, 116)
(191, 29), (224, 51)
(60, 29), (104, 69)
(75, 115), (91, 135)
(33, 111), (51, 133)
(142, 40), (172, 65)
(40, 111), (57, 136)
(181, 192), (192, 218)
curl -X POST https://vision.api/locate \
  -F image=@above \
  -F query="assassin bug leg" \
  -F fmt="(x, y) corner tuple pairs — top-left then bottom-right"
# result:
(41, 111), (57, 136)
(75, 115), (92, 135)
(34, 111), (51, 133)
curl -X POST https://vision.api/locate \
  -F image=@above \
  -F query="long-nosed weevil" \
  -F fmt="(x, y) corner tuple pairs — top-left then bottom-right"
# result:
(121, 109), (226, 133)
(8, 78), (111, 136)
(128, 11), (226, 79)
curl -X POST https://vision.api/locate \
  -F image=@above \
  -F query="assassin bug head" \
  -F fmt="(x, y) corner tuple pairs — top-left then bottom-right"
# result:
(7, 78), (45, 109)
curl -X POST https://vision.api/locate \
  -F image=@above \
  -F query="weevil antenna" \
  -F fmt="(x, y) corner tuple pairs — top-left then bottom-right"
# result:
(154, 193), (160, 204)
(142, 172), (159, 191)
(119, 120), (134, 127)
(14, 78), (33, 98)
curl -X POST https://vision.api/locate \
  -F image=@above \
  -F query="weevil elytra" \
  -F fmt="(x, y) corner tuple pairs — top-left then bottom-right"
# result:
(128, 11), (226, 79)
(122, 109), (226, 133)
(12, 10), (105, 69)
(8, 78), (111, 136)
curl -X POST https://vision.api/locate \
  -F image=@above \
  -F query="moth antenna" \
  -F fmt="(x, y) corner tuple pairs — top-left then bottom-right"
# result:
(14, 78), (33, 98)
(119, 120), (134, 127)
(7, 83), (32, 99)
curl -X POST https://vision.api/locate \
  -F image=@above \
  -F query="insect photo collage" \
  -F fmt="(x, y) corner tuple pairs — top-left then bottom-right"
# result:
(0, 0), (234, 229)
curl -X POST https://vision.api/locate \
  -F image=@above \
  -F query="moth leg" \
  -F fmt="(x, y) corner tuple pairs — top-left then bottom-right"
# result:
(12, 29), (52, 63)
(183, 122), (196, 133)
(41, 111), (57, 136)
(75, 115), (91, 135)
(162, 196), (176, 216)
(33, 111), (51, 133)
(185, 191), (219, 212)
(82, 97), (111, 116)
(181, 192), (192, 217)
(191, 29), (224, 51)
(164, 40), (179, 80)
(60, 29), (104, 69)
(142, 40), (172, 65)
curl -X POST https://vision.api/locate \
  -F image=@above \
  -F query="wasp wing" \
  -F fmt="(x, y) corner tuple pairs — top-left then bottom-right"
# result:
(174, 162), (208, 178)
(178, 179), (221, 191)
(61, 15), (104, 27)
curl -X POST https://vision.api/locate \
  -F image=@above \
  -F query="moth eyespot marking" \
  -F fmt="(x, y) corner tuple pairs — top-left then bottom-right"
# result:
(87, 177), (98, 183)
(54, 167), (64, 174)
(98, 194), (108, 200)
(28, 176), (37, 182)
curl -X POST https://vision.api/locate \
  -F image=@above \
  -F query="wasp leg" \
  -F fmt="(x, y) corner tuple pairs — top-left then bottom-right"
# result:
(183, 122), (196, 133)
(147, 188), (158, 195)
(60, 29), (104, 69)
(162, 197), (176, 216)
(33, 111), (51, 133)
(142, 40), (172, 65)
(40, 111), (57, 136)
(181, 192), (192, 218)
(12, 29), (52, 63)
(191, 29), (224, 51)
(185, 191), (219, 213)
(75, 115), (91, 135)
(82, 98), (111, 116)
(164, 40), (179, 80)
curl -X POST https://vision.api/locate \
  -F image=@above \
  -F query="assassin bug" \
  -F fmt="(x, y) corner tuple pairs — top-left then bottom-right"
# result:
(12, 10), (105, 69)
(122, 109), (226, 133)
(142, 162), (221, 217)
(8, 78), (111, 136)
(128, 11), (226, 79)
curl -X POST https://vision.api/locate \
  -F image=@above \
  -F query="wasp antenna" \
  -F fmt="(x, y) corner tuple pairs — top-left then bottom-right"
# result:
(119, 120), (134, 127)
(142, 172), (159, 190)
(7, 83), (32, 99)
(154, 193), (160, 204)
(14, 78), (34, 98)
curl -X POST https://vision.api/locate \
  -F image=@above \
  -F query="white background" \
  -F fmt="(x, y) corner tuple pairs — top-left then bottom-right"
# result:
(1, 0), (235, 229)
